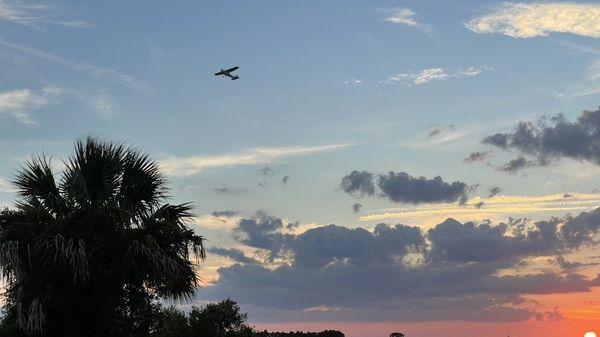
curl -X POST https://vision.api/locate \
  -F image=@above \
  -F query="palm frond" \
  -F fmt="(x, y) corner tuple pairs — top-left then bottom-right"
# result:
(13, 156), (65, 216)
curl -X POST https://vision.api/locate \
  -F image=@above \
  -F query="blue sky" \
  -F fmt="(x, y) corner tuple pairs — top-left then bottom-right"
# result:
(1, 1), (600, 335)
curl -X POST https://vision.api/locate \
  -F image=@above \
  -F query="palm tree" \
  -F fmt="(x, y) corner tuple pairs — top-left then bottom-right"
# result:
(0, 137), (205, 337)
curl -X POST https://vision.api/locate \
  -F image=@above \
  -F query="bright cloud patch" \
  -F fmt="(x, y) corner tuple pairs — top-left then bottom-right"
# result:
(382, 66), (491, 86)
(382, 7), (432, 32)
(0, 86), (61, 125)
(466, 2), (600, 38)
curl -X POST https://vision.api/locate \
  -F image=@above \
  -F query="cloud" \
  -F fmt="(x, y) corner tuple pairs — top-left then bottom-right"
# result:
(381, 66), (491, 86)
(344, 79), (363, 85)
(260, 166), (275, 177)
(341, 170), (471, 204)
(359, 193), (600, 223)
(281, 176), (290, 185)
(378, 172), (470, 204)
(208, 247), (257, 264)
(339, 170), (375, 197)
(213, 187), (248, 195)
(482, 107), (600, 171)
(498, 157), (534, 174)
(160, 143), (355, 176)
(211, 210), (239, 218)
(382, 7), (432, 33)
(0, 1), (89, 30)
(0, 38), (147, 91)
(465, 2), (600, 39)
(0, 86), (61, 125)
(352, 203), (362, 214)
(489, 186), (503, 197)
(464, 151), (492, 163)
(202, 210), (600, 322)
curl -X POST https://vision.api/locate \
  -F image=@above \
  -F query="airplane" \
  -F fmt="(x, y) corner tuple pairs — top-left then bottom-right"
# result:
(214, 66), (240, 80)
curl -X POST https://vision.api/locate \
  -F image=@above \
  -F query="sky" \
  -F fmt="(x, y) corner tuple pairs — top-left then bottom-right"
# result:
(0, 0), (599, 336)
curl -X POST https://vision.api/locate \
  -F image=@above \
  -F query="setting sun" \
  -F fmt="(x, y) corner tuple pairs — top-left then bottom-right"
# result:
(584, 333), (597, 337)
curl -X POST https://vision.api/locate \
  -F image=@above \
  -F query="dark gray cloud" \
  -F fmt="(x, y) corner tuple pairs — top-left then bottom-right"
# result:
(475, 201), (484, 209)
(498, 157), (533, 174)
(378, 171), (470, 204)
(201, 210), (600, 323)
(282, 176), (290, 185)
(211, 210), (239, 218)
(341, 171), (472, 204)
(208, 247), (257, 264)
(464, 151), (492, 163)
(489, 186), (502, 197)
(339, 170), (375, 197)
(483, 107), (600, 170)
(352, 203), (362, 214)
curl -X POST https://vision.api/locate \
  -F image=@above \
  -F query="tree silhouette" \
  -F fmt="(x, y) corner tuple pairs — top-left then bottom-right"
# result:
(0, 137), (205, 336)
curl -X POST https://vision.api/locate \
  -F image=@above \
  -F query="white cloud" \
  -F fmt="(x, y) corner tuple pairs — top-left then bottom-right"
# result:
(382, 7), (432, 33)
(345, 79), (363, 85)
(0, 86), (61, 125)
(0, 38), (147, 91)
(0, 0), (89, 30)
(466, 2), (600, 38)
(160, 143), (355, 176)
(381, 66), (491, 86)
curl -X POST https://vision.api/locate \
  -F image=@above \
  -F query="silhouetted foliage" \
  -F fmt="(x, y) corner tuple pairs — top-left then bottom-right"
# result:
(0, 137), (205, 337)
(151, 300), (343, 337)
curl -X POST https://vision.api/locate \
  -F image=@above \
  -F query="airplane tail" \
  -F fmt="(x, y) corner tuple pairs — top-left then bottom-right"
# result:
(231, 76), (239, 80)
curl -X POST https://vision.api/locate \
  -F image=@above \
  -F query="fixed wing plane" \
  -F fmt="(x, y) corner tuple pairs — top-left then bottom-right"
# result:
(214, 66), (240, 80)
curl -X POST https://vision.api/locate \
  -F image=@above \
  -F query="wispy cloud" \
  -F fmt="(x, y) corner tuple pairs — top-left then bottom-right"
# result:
(160, 143), (355, 176)
(0, 38), (147, 91)
(382, 7), (432, 33)
(0, 86), (61, 125)
(466, 2), (600, 39)
(345, 79), (363, 85)
(381, 66), (491, 86)
(359, 193), (600, 225)
(0, 0), (89, 30)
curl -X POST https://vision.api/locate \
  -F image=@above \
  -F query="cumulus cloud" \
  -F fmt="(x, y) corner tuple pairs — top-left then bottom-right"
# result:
(202, 210), (600, 322)
(352, 203), (362, 214)
(465, 2), (600, 39)
(381, 66), (491, 86)
(340, 170), (471, 204)
(339, 170), (375, 197)
(160, 143), (354, 176)
(482, 107), (600, 171)
(382, 7), (432, 33)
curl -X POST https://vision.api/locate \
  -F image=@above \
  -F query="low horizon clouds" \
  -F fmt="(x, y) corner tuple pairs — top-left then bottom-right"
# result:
(0, 0), (89, 30)
(381, 66), (491, 86)
(160, 143), (355, 176)
(202, 209), (600, 322)
(466, 2), (600, 39)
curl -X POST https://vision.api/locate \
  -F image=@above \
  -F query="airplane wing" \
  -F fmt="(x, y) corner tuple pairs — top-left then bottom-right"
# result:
(214, 71), (225, 76)
(225, 66), (239, 73)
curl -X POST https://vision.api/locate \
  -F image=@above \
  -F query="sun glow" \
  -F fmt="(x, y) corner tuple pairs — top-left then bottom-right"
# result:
(584, 332), (597, 337)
